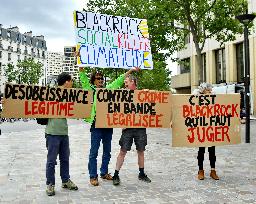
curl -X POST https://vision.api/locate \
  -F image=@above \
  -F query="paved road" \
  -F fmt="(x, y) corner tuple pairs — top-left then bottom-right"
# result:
(0, 119), (84, 134)
(0, 121), (255, 204)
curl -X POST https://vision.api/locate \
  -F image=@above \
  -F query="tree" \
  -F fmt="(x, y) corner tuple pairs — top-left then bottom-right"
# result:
(4, 58), (43, 84)
(86, 0), (247, 85)
(3, 63), (16, 82)
(84, 0), (172, 90)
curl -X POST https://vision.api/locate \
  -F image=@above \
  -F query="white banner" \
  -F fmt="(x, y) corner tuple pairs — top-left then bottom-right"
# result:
(73, 11), (153, 69)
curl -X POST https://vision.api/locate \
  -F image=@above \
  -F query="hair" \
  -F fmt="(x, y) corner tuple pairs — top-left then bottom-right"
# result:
(90, 70), (104, 85)
(126, 74), (138, 87)
(57, 72), (72, 86)
(198, 82), (212, 94)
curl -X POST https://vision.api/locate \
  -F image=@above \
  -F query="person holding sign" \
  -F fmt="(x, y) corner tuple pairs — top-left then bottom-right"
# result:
(45, 72), (78, 196)
(193, 83), (219, 180)
(112, 75), (151, 185)
(79, 61), (139, 186)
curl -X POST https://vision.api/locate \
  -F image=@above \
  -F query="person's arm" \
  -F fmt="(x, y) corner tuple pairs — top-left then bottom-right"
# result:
(79, 67), (92, 90)
(106, 67), (140, 89)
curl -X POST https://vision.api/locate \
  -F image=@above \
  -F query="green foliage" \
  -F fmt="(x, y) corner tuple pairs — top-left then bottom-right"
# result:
(72, 79), (82, 88)
(4, 58), (43, 84)
(85, 0), (171, 90)
(86, 0), (248, 84)
(3, 63), (16, 82)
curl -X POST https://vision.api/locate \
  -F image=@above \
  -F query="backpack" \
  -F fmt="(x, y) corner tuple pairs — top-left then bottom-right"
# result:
(36, 118), (48, 125)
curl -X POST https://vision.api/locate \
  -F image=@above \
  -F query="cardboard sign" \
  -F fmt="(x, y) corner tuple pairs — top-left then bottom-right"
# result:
(2, 84), (93, 118)
(95, 89), (171, 128)
(73, 11), (153, 69)
(172, 94), (241, 147)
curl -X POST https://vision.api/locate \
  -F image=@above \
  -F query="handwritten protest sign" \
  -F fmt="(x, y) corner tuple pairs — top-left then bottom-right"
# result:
(2, 84), (93, 118)
(73, 11), (153, 69)
(96, 89), (171, 128)
(172, 94), (241, 147)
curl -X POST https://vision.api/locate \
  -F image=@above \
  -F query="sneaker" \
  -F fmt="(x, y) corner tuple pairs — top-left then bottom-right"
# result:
(198, 170), (205, 180)
(138, 174), (151, 183)
(62, 179), (78, 190)
(100, 173), (113, 180)
(90, 177), (99, 186)
(112, 175), (120, 185)
(46, 184), (55, 196)
(210, 170), (219, 180)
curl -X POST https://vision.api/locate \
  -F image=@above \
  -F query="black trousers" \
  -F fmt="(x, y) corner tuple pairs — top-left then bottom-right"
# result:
(197, 146), (216, 170)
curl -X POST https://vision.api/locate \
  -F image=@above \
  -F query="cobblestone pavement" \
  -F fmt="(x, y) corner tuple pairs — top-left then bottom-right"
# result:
(0, 120), (255, 204)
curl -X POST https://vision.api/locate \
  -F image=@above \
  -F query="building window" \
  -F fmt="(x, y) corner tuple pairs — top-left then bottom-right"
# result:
(199, 53), (206, 83)
(0, 51), (2, 59)
(179, 58), (190, 74)
(8, 53), (11, 61)
(215, 48), (226, 83)
(24, 46), (28, 55)
(236, 42), (244, 83)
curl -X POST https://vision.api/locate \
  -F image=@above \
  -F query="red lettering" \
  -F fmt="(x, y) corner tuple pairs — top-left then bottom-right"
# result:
(107, 114), (113, 126)
(155, 114), (162, 127)
(32, 101), (38, 115)
(206, 126), (214, 142)
(214, 104), (221, 115)
(67, 102), (74, 116)
(222, 126), (230, 142)
(232, 104), (239, 117)
(142, 115), (149, 127)
(183, 105), (190, 117)
(137, 91), (145, 103)
(24, 101), (31, 115)
(162, 93), (169, 103)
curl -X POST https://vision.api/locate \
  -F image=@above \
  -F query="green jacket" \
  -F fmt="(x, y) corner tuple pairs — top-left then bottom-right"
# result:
(45, 118), (68, 136)
(79, 70), (125, 124)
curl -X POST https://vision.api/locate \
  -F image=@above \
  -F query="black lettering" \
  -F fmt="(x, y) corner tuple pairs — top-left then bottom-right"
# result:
(39, 86), (46, 101)
(56, 88), (62, 102)
(189, 95), (195, 105)
(124, 103), (131, 114)
(108, 102), (113, 113)
(61, 89), (69, 102)
(32, 86), (40, 100)
(97, 89), (104, 102)
(26, 85), (33, 100)
(112, 16), (120, 33)
(76, 11), (86, 28)
(18, 85), (26, 100)
(69, 89), (77, 102)
(210, 95), (217, 104)
(4, 84), (14, 99)
(45, 87), (50, 101)
(81, 90), (88, 104)
(49, 88), (56, 101)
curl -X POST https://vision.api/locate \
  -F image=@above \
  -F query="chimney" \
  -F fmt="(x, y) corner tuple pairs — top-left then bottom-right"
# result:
(9, 26), (19, 32)
(24, 31), (32, 36)
(35, 35), (44, 40)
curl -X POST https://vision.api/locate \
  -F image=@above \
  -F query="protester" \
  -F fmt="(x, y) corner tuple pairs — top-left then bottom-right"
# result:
(112, 74), (151, 185)
(79, 60), (139, 186)
(45, 72), (78, 196)
(193, 83), (219, 180)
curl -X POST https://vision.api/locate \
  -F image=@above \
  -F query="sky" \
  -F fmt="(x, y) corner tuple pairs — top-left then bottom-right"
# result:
(0, 0), (177, 75)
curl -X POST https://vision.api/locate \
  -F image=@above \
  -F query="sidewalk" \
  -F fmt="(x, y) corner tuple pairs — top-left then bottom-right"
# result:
(0, 121), (255, 204)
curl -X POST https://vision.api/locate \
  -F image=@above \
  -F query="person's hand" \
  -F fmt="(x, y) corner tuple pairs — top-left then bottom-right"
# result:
(79, 67), (84, 72)
(74, 51), (80, 57)
(132, 66), (140, 72)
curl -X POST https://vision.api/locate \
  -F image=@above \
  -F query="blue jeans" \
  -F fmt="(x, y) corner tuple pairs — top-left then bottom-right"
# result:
(88, 122), (113, 178)
(46, 134), (70, 185)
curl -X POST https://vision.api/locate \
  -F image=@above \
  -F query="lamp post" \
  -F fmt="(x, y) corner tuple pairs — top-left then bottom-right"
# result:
(236, 13), (256, 143)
